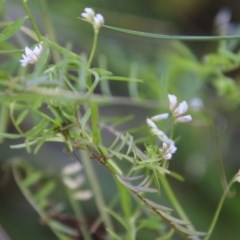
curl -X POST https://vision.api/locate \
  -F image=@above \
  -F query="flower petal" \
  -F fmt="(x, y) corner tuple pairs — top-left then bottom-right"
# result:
(174, 101), (188, 116)
(168, 94), (178, 111)
(176, 115), (192, 123)
(151, 113), (169, 121)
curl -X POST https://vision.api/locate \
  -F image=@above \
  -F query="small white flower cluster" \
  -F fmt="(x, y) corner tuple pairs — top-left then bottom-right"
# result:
(20, 43), (43, 67)
(235, 169), (240, 183)
(146, 94), (192, 160)
(147, 117), (177, 160)
(62, 162), (92, 201)
(189, 97), (204, 112)
(81, 7), (104, 30)
(168, 94), (192, 123)
(214, 7), (235, 35)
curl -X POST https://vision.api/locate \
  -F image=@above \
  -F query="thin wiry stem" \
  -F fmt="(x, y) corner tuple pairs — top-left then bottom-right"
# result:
(80, 150), (114, 235)
(204, 174), (237, 240)
(64, 187), (93, 240)
(20, 0), (42, 41)
(87, 30), (99, 68)
(104, 25), (240, 42)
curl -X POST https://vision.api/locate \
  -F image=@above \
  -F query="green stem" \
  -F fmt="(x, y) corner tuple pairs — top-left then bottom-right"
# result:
(90, 102), (101, 145)
(160, 175), (198, 235)
(204, 175), (237, 240)
(21, 0), (42, 41)
(104, 25), (240, 42)
(211, 120), (228, 192)
(0, 105), (9, 143)
(40, 0), (61, 62)
(80, 150), (114, 234)
(87, 30), (99, 68)
(161, 176), (189, 221)
(65, 188), (92, 240)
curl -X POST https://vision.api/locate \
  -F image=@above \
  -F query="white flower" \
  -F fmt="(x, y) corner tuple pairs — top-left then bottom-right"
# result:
(214, 7), (232, 35)
(151, 128), (174, 145)
(93, 13), (104, 29)
(159, 142), (177, 160)
(173, 101), (188, 116)
(62, 162), (82, 175)
(151, 113), (169, 122)
(146, 118), (173, 145)
(61, 161), (92, 201)
(81, 7), (104, 30)
(168, 94), (178, 111)
(20, 43), (43, 67)
(168, 94), (192, 123)
(176, 115), (192, 123)
(189, 97), (204, 112)
(81, 7), (95, 22)
(146, 118), (158, 129)
(74, 190), (92, 200)
(63, 175), (85, 189)
(235, 169), (240, 183)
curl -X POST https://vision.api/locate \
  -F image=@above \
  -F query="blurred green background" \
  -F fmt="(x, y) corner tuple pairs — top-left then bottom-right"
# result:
(1, 0), (240, 239)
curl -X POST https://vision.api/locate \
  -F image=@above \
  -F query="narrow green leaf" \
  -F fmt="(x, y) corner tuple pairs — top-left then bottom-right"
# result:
(35, 181), (56, 201)
(106, 207), (127, 230)
(137, 216), (162, 231)
(116, 179), (132, 219)
(0, 132), (21, 139)
(106, 159), (123, 175)
(128, 62), (139, 98)
(107, 229), (122, 240)
(0, 17), (27, 42)
(22, 171), (43, 188)
(104, 24), (240, 42)
(160, 211), (190, 225)
(0, 105), (9, 142)
(81, 108), (91, 129)
(91, 68), (113, 77)
(103, 76), (142, 82)
(144, 198), (173, 212)
(49, 220), (79, 237)
(16, 109), (29, 125)
(10, 140), (37, 149)
(174, 223), (206, 237)
(24, 120), (48, 138)
(90, 102), (101, 144)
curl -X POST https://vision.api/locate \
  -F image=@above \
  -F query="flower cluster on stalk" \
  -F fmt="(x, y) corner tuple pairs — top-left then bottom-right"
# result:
(81, 7), (104, 31)
(235, 169), (240, 183)
(147, 94), (192, 160)
(20, 43), (43, 67)
(62, 162), (92, 201)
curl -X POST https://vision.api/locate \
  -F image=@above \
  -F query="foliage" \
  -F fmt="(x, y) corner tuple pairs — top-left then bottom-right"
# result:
(1, 1), (240, 240)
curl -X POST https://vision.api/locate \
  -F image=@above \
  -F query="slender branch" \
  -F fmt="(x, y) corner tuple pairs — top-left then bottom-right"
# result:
(80, 150), (114, 234)
(20, 0), (42, 41)
(64, 187), (93, 240)
(204, 175), (237, 240)
(160, 175), (197, 234)
(87, 30), (99, 68)
(104, 25), (240, 42)
(40, 0), (61, 62)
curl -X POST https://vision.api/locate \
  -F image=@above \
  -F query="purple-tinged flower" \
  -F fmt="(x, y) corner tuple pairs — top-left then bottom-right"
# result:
(146, 118), (174, 145)
(20, 43), (43, 67)
(159, 142), (177, 160)
(151, 113), (169, 122)
(81, 7), (95, 22)
(94, 13), (104, 29)
(168, 94), (192, 123)
(81, 7), (104, 30)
